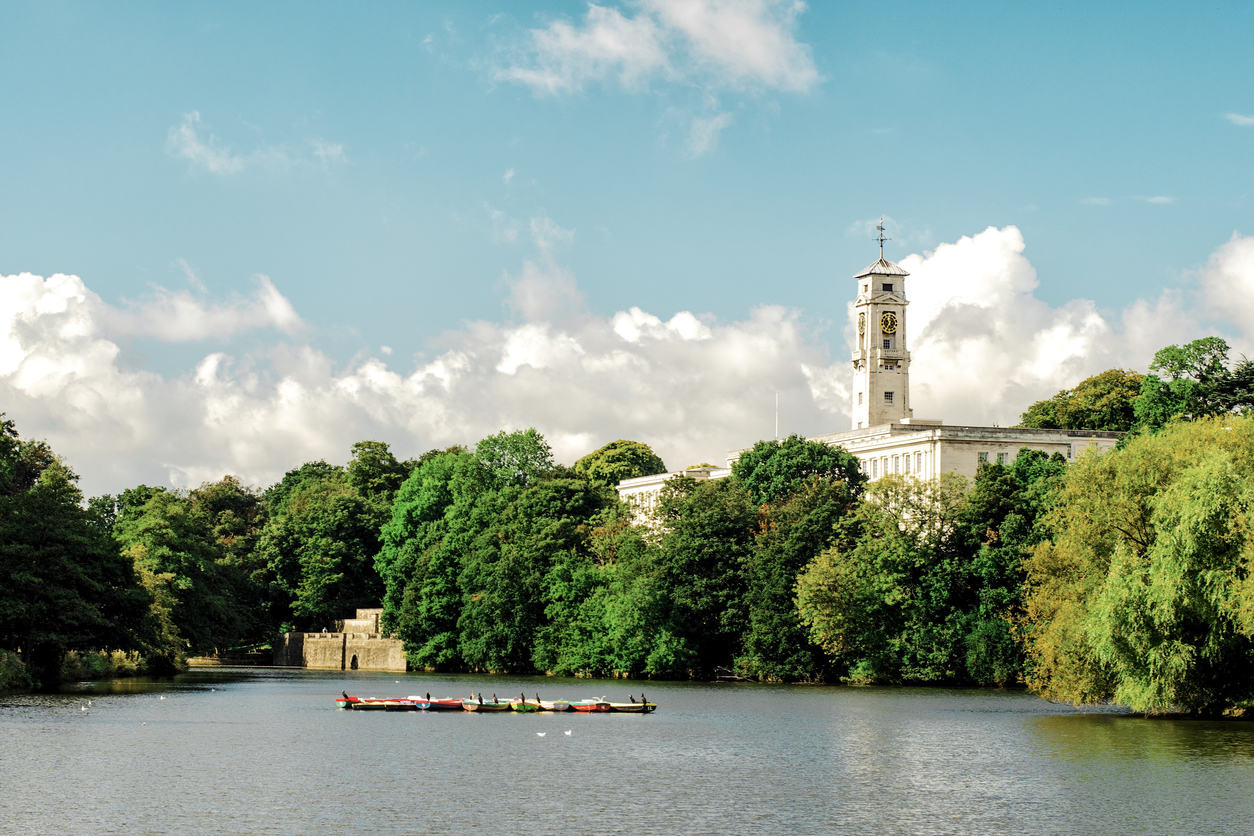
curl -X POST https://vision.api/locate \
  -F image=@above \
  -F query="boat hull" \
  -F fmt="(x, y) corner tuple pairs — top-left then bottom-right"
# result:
(606, 702), (656, 713)
(571, 701), (610, 712)
(463, 700), (511, 712)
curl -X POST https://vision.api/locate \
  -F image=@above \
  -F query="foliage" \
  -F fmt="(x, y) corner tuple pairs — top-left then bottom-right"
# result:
(1132, 337), (1254, 435)
(732, 434), (866, 506)
(257, 471), (385, 632)
(0, 649), (32, 690)
(113, 490), (249, 656)
(475, 428), (554, 488)
(1022, 416), (1254, 713)
(738, 477), (856, 681)
(1017, 369), (1144, 431)
(0, 418), (153, 687)
(573, 439), (667, 487)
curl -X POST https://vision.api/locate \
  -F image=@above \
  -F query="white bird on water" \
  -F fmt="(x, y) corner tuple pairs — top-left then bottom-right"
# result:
(159, 696), (165, 700)
(536, 732), (546, 737)
(81, 705), (87, 711)
(564, 730), (571, 736)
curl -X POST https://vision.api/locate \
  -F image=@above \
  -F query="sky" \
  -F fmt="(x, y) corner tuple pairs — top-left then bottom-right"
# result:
(4, 0), (1254, 495)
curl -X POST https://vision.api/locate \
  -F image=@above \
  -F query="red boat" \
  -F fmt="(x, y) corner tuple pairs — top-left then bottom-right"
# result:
(409, 696), (464, 710)
(570, 699), (610, 712)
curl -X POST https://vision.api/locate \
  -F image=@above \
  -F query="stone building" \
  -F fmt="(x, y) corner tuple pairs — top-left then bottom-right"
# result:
(272, 608), (406, 672)
(617, 241), (1119, 506)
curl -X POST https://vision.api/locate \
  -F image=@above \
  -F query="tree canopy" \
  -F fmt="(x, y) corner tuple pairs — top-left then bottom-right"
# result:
(573, 439), (667, 486)
(1017, 368), (1144, 431)
(731, 434), (865, 506)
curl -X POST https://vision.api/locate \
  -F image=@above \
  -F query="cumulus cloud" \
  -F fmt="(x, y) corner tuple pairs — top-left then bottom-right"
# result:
(1226, 112), (1254, 126)
(896, 226), (1210, 426)
(102, 275), (304, 341)
(501, 0), (819, 94)
(5, 226), (1254, 496)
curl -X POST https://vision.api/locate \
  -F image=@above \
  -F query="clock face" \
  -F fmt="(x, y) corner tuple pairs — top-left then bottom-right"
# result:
(858, 312), (865, 336)
(880, 311), (899, 335)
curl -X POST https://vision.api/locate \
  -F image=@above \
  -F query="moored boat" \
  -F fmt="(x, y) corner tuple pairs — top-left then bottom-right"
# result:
(463, 698), (512, 712)
(350, 698), (392, 710)
(605, 701), (656, 713)
(510, 698), (541, 712)
(570, 699), (610, 713)
(335, 696), (360, 709)
(540, 700), (572, 712)
(407, 696), (462, 710)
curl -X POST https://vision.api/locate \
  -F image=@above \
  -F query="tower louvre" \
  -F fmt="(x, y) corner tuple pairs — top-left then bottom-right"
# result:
(851, 255), (912, 429)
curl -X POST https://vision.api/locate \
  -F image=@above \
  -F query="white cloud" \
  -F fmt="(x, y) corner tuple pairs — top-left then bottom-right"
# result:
(6, 226), (1254, 496)
(503, 168), (516, 185)
(1226, 113), (1254, 126)
(688, 111), (734, 156)
(166, 111), (247, 174)
(101, 275), (304, 341)
(1135, 195), (1176, 205)
(166, 111), (346, 175)
(501, 0), (818, 94)
(1081, 197), (1110, 206)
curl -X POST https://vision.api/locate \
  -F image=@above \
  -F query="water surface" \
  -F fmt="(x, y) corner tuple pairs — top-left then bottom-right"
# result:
(3, 668), (1253, 835)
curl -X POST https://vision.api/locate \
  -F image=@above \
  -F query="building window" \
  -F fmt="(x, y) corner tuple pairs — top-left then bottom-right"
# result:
(882, 284), (893, 292)
(892, 455), (900, 474)
(978, 452), (989, 464)
(857, 392), (863, 405)
(884, 392), (894, 404)
(997, 452), (1008, 465)
(916, 452), (923, 474)
(904, 454), (911, 475)
(872, 459), (878, 478)
(883, 339), (891, 350)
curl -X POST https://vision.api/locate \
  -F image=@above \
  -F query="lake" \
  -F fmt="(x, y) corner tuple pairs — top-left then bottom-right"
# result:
(3, 668), (1253, 835)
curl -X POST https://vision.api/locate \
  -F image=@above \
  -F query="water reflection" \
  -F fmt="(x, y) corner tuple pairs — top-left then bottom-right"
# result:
(1031, 712), (1254, 764)
(3, 672), (1254, 835)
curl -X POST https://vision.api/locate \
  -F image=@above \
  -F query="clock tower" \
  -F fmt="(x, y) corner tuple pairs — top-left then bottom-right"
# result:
(851, 224), (912, 429)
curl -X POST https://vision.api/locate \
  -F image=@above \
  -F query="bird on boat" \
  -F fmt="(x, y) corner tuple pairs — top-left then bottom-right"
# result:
(536, 732), (546, 737)
(343, 691), (349, 699)
(425, 692), (430, 701)
(492, 693), (498, 703)
(564, 730), (572, 736)
(629, 695), (636, 703)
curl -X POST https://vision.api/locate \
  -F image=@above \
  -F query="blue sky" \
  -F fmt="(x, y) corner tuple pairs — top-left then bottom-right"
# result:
(3, 1), (1254, 492)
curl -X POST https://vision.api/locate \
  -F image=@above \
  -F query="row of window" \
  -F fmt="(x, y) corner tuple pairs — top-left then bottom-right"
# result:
(978, 452), (1010, 465)
(862, 451), (928, 479)
(856, 391), (896, 406)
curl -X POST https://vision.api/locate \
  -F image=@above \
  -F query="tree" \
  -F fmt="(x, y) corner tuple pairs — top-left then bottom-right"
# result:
(475, 428), (554, 488)
(739, 477), (855, 681)
(1022, 415), (1254, 713)
(573, 439), (667, 487)
(648, 477), (757, 677)
(1017, 369), (1144, 431)
(796, 473), (972, 683)
(1131, 337), (1254, 434)
(347, 440), (412, 506)
(731, 434), (865, 506)
(0, 417), (152, 686)
(113, 490), (249, 656)
(257, 473), (385, 632)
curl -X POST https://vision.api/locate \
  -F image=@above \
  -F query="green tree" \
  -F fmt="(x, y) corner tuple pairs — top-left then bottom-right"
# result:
(1022, 416), (1254, 713)
(475, 428), (553, 488)
(0, 416), (153, 686)
(738, 477), (855, 681)
(1017, 369), (1144, 431)
(649, 477), (757, 676)
(796, 473), (972, 683)
(114, 490), (249, 656)
(347, 440), (413, 506)
(573, 439), (667, 486)
(732, 434), (865, 506)
(257, 473), (385, 631)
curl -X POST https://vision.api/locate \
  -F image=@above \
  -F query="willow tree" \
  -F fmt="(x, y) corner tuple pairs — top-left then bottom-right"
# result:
(1022, 415), (1254, 713)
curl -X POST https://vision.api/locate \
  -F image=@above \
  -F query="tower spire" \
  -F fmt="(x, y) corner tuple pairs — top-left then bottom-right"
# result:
(876, 216), (889, 259)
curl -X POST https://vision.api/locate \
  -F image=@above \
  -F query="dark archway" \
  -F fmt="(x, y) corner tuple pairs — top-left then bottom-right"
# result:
(350, 654), (358, 670)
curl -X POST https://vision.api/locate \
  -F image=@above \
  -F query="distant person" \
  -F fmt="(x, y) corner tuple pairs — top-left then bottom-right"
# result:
(322, 627), (327, 633)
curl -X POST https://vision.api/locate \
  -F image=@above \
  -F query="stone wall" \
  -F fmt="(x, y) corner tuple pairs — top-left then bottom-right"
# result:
(272, 630), (406, 672)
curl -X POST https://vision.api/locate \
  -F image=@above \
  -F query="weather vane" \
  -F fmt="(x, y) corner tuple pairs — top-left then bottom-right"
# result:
(876, 216), (890, 259)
